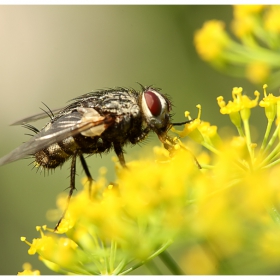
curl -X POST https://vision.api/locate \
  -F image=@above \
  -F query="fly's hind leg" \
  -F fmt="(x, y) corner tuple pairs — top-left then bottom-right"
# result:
(79, 154), (94, 196)
(54, 151), (78, 231)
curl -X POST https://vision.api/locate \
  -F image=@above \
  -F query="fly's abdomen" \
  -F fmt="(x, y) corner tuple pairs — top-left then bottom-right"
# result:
(35, 136), (79, 168)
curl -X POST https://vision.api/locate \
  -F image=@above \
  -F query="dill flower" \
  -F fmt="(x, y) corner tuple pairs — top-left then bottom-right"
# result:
(17, 263), (40, 276)
(194, 5), (280, 89)
(194, 20), (230, 62)
(20, 84), (280, 275)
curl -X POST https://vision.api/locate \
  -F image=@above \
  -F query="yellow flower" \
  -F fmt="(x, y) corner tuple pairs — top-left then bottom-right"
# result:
(20, 85), (280, 275)
(233, 5), (264, 19)
(246, 61), (270, 84)
(231, 15), (256, 38)
(180, 245), (217, 275)
(259, 84), (279, 121)
(194, 20), (230, 61)
(195, 5), (280, 88)
(17, 263), (40, 276)
(264, 6), (280, 33)
(231, 5), (264, 38)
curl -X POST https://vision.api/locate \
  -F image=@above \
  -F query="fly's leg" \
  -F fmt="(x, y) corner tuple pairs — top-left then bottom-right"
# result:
(164, 135), (201, 169)
(113, 142), (126, 168)
(79, 154), (94, 196)
(54, 152), (77, 231)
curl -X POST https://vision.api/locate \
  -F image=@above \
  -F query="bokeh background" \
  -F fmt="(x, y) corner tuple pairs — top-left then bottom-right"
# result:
(0, 5), (262, 275)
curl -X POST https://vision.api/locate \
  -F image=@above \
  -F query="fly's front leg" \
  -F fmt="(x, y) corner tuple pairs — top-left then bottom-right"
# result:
(113, 142), (126, 168)
(54, 151), (78, 231)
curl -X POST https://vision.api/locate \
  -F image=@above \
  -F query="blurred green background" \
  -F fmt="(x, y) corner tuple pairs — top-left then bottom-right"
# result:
(0, 5), (263, 275)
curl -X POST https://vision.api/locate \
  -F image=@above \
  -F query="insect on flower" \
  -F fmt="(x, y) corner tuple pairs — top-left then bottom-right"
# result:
(0, 84), (191, 229)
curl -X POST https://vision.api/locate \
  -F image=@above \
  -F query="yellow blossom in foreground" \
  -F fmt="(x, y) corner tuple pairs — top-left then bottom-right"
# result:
(20, 85), (280, 275)
(17, 263), (40, 276)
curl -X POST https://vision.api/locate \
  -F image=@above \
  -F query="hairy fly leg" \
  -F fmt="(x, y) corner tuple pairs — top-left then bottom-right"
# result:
(79, 154), (94, 196)
(54, 151), (78, 231)
(113, 142), (126, 168)
(163, 135), (201, 169)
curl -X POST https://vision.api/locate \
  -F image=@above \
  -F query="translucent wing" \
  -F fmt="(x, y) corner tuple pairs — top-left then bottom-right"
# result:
(0, 108), (113, 166)
(11, 107), (63, 125)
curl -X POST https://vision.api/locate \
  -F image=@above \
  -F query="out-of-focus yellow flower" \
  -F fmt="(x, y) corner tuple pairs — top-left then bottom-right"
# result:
(233, 5), (264, 19)
(17, 263), (40, 276)
(195, 5), (280, 89)
(264, 6), (280, 33)
(246, 61), (270, 84)
(180, 245), (217, 275)
(231, 5), (264, 38)
(194, 20), (230, 61)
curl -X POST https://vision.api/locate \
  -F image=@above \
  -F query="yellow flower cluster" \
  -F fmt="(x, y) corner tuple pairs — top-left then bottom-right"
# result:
(19, 85), (280, 275)
(194, 5), (280, 89)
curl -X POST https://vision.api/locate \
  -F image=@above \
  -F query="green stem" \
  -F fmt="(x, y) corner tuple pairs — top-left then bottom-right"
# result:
(236, 125), (245, 137)
(145, 259), (163, 275)
(242, 118), (254, 165)
(109, 240), (117, 273)
(261, 156), (280, 169)
(263, 125), (280, 155)
(226, 41), (280, 66)
(260, 119), (274, 153)
(259, 142), (280, 168)
(119, 240), (173, 275)
(158, 250), (184, 275)
(202, 142), (221, 155)
(268, 206), (280, 225)
(112, 258), (129, 275)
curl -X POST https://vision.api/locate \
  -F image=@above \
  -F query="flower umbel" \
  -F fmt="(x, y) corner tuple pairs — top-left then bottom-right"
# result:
(20, 85), (280, 275)
(194, 5), (280, 89)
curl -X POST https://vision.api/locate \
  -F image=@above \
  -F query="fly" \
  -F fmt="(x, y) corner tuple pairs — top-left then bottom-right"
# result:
(0, 84), (192, 229)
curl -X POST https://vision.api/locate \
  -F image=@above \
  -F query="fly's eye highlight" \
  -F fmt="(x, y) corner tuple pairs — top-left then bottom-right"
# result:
(144, 91), (162, 116)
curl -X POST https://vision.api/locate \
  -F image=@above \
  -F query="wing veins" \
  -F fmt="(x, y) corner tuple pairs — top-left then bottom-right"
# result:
(0, 115), (113, 166)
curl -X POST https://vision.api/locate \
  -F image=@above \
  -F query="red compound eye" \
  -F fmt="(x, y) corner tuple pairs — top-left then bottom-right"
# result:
(144, 91), (162, 116)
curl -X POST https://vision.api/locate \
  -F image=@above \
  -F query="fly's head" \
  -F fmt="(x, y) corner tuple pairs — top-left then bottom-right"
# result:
(139, 86), (172, 143)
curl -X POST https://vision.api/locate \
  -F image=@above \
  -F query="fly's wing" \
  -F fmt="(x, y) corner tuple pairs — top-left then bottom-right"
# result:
(0, 108), (114, 166)
(11, 107), (63, 125)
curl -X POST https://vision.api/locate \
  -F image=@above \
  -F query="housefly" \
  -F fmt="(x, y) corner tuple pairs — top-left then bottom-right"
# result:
(0, 84), (191, 229)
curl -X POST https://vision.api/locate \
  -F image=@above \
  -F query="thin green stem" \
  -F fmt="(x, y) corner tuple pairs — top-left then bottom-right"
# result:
(202, 142), (221, 156)
(158, 250), (184, 275)
(259, 142), (280, 168)
(145, 259), (163, 275)
(236, 125), (245, 137)
(100, 240), (109, 274)
(112, 258), (129, 275)
(261, 156), (280, 169)
(263, 125), (280, 155)
(109, 240), (117, 273)
(260, 119), (274, 153)
(119, 240), (173, 275)
(242, 119), (253, 162)
(268, 206), (280, 225)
